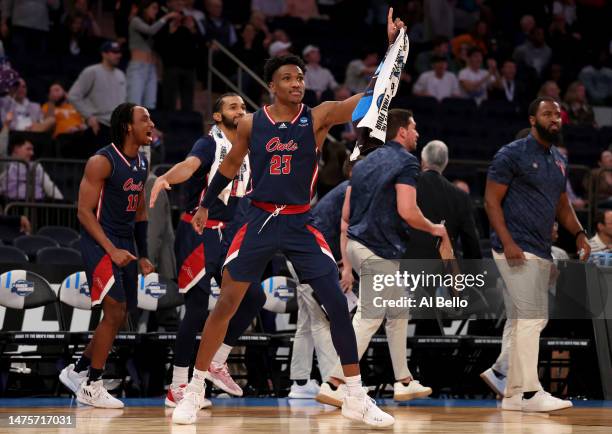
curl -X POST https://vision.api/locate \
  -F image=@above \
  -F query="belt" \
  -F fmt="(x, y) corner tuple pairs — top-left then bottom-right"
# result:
(251, 201), (310, 214)
(180, 213), (226, 229)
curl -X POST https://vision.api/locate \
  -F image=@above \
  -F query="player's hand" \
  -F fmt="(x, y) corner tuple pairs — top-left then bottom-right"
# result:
(576, 232), (591, 262)
(438, 235), (455, 260)
(340, 266), (354, 293)
(387, 7), (405, 45)
(503, 241), (526, 267)
(149, 176), (171, 208)
(139, 257), (155, 275)
(109, 247), (137, 267)
(430, 223), (447, 238)
(191, 207), (208, 235)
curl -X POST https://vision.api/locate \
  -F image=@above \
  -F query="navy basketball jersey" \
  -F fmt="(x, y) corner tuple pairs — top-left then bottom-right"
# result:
(248, 104), (318, 205)
(184, 134), (238, 221)
(94, 143), (148, 238)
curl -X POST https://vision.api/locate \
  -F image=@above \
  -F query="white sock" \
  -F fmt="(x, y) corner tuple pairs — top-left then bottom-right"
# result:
(344, 374), (365, 397)
(171, 365), (189, 388)
(211, 344), (232, 366)
(186, 368), (207, 393)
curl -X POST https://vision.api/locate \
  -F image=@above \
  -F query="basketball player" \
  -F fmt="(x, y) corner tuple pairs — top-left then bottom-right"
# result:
(149, 93), (265, 407)
(484, 96), (590, 412)
(59, 103), (155, 408)
(317, 109), (439, 407)
(172, 10), (406, 427)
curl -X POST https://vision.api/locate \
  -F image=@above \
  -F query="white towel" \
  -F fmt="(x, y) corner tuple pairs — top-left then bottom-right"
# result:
(208, 124), (251, 204)
(350, 29), (410, 160)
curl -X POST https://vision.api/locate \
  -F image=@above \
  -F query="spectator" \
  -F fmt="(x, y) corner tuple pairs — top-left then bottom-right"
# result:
(0, 212), (31, 235)
(183, 0), (206, 35)
(233, 23), (266, 102)
(159, 1), (202, 112)
(578, 49), (612, 105)
(552, 0), (577, 28)
(285, 0), (320, 21)
(423, 0), (454, 39)
(203, 0), (238, 48)
(458, 47), (497, 104)
(68, 41), (127, 152)
(268, 40), (291, 57)
(248, 10), (273, 50)
(0, 136), (63, 201)
(515, 14), (536, 46)
(42, 82), (86, 138)
(70, 0), (102, 37)
(317, 140), (347, 199)
(1, 78), (54, 133)
(58, 12), (98, 78)
(415, 35), (459, 75)
(344, 48), (379, 94)
(513, 27), (552, 77)
(412, 55), (461, 102)
(0, 0), (60, 70)
(548, 13), (582, 68)
(589, 210), (612, 253)
(303, 45), (338, 102)
(251, 0), (286, 18)
(563, 81), (596, 127)
(451, 20), (490, 58)
(126, 1), (178, 109)
(454, 0), (482, 32)
(489, 60), (527, 106)
(585, 150), (612, 205)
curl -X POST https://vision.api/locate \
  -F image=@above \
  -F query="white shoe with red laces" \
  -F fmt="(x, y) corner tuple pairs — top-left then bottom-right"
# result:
(205, 362), (243, 396)
(165, 384), (211, 409)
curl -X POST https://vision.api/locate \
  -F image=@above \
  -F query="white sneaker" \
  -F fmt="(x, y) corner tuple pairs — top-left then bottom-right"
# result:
(342, 394), (395, 427)
(76, 380), (124, 409)
(501, 394), (522, 411)
(316, 382), (346, 407)
(172, 390), (205, 425)
(59, 364), (87, 394)
(522, 391), (573, 412)
(480, 368), (506, 398)
(165, 384), (212, 409)
(288, 379), (320, 399)
(393, 380), (432, 401)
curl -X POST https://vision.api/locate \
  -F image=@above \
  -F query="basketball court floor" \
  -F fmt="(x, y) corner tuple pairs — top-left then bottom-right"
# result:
(1, 398), (611, 433)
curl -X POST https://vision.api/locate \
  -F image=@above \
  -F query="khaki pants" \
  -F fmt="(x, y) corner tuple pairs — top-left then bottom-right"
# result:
(493, 250), (551, 397)
(290, 283), (337, 382)
(330, 239), (411, 381)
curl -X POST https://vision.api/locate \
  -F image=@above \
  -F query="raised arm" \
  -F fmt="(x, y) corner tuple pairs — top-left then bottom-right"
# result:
(149, 156), (201, 207)
(78, 155), (136, 267)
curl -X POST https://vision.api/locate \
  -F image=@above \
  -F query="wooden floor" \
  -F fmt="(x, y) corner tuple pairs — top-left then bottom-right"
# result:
(1, 400), (612, 433)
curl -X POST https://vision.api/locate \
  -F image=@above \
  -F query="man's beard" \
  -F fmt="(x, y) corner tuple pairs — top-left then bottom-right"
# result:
(221, 114), (238, 130)
(535, 121), (561, 144)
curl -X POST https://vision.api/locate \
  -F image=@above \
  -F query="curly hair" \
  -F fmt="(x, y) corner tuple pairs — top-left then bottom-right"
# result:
(263, 54), (306, 84)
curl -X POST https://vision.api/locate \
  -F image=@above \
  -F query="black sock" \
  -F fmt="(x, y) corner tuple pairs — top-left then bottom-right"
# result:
(523, 391), (537, 399)
(492, 369), (506, 379)
(74, 355), (91, 373)
(327, 382), (338, 391)
(295, 379), (308, 386)
(87, 367), (103, 384)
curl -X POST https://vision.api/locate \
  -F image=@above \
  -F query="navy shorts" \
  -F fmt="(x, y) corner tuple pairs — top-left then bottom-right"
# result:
(224, 205), (337, 283)
(80, 231), (137, 309)
(175, 217), (225, 294)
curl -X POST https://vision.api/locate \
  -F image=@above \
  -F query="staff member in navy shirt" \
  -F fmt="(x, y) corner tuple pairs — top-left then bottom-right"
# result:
(317, 109), (448, 406)
(484, 96), (590, 412)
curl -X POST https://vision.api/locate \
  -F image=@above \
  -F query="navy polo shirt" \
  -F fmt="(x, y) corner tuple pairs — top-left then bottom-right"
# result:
(488, 134), (567, 259)
(313, 180), (349, 260)
(348, 140), (420, 259)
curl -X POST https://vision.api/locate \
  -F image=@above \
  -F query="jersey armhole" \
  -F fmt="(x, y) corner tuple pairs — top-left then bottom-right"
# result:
(99, 150), (116, 179)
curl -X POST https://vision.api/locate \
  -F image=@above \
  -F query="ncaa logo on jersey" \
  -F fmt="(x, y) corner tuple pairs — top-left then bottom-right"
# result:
(299, 116), (309, 127)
